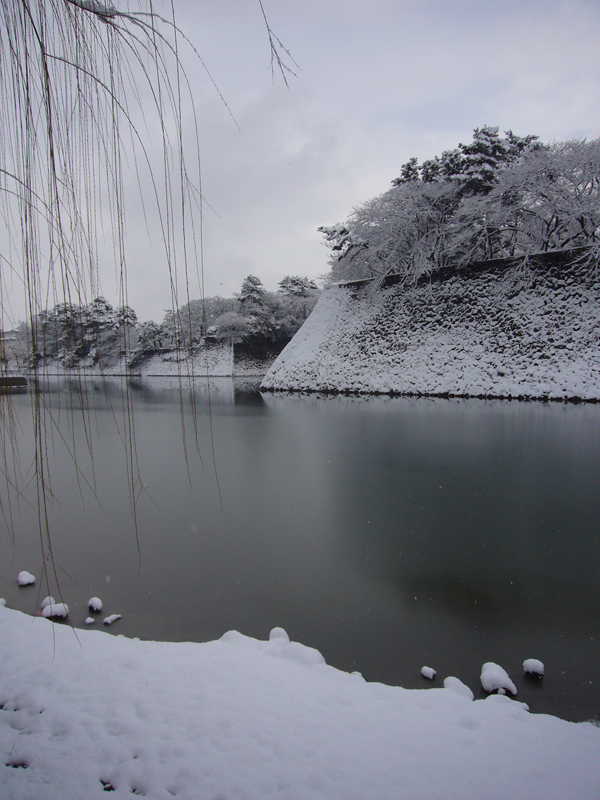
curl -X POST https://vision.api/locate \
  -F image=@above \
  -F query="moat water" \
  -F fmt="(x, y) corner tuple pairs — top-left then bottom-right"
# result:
(1, 377), (599, 722)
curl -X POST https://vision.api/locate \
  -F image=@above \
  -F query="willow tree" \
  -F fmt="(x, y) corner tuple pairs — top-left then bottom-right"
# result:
(0, 1), (292, 592)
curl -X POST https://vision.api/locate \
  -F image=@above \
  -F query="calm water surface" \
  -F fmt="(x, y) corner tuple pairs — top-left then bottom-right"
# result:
(1, 377), (599, 723)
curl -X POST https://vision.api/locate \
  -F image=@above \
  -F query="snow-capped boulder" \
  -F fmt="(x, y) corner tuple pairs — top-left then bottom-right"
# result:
(88, 597), (103, 612)
(17, 571), (35, 586)
(480, 662), (517, 695)
(523, 658), (545, 676)
(103, 614), (121, 625)
(41, 603), (69, 619)
(421, 666), (436, 680)
(41, 596), (56, 609)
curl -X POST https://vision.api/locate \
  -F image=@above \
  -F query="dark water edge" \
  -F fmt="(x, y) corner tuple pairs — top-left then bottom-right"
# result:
(1, 377), (599, 724)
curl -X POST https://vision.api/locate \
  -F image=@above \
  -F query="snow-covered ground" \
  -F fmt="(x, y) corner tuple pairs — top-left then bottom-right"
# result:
(1, 604), (599, 800)
(262, 257), (600, 399)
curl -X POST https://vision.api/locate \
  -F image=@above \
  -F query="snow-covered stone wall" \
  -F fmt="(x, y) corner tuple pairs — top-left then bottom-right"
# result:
(13, 341), (282, 379)
(262, 252), (600, 400)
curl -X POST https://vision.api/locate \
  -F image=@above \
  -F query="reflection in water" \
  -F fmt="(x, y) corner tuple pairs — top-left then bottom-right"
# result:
(1, 378), (600, 723)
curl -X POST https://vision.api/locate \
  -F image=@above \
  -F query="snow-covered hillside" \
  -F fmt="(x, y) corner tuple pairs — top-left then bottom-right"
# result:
(262, 251), (600, 400)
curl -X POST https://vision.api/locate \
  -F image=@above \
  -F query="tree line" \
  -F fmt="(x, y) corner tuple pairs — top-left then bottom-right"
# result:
(20, 276), (320, 368)
(320, 127), (600, 283)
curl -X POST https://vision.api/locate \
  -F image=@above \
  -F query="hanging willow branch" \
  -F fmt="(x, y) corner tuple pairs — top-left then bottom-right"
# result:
(0, 0), (295, 599)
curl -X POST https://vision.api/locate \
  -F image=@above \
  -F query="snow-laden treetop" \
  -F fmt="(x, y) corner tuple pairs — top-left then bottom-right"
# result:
(320, 128), (600, 284)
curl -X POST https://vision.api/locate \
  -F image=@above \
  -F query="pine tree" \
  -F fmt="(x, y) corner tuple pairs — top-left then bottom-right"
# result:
(458, 126), (511, 195)
(392, 157), (420, 185)
(239, 275), (267, 307)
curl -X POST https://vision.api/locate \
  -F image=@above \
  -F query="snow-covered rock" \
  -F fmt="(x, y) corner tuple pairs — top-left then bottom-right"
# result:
(40, 596), (56, 609)
(523, 658), (545, 676)
(41, 603), (69, 619)
(421, 666), (436, 680)
(17, 571), (35, 586)
(87, 596), (103, 612)
(84, 617), (95, 625)
(480, 662), (517, 695)
(103, 614), (121, 625)
(262, 251), (600, 400)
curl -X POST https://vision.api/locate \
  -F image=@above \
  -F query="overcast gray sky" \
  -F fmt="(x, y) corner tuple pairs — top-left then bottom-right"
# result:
(4, 0), (600, 324)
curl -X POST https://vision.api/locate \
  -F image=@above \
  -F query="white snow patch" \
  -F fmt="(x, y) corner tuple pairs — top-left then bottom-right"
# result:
(481, 662), (518, 695)
(40, 596), (56, 609)
(421, 666), (437, 680)
(84, 617), (95, 625)
(103, 613), (121, 625)
(87, 596), (103, 612)
(0, 599), (5, 607)
(17, 571), (35, 586)
(523, 658), (545, 676)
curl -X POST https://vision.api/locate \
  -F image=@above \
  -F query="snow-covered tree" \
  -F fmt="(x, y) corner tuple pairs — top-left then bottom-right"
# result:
(137, 321), (163, 351)
(115, 305), (138, 330)
(457, 126), (513, 195)
(278, 276), (319, 297)
(177, 300), (206, 351)
(323, 178), (459, 282)
(321, 128), (600, 283)
(213, 312), (251, 345)
(392, 157), (420, 185)
(276, 277), (320, 327)
(160, 310), (184, 350)
(239, 275), (267, 308)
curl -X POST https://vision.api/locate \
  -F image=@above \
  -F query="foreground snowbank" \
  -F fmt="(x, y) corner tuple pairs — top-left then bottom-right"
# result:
(263, 253), (600, 399)
(1, 606), (599, 800)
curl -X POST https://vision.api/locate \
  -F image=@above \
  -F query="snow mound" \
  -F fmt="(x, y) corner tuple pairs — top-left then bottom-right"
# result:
(523, 658), (545, 676)
(88, 596), (103, 612)
(103, 614), (121, 625)
(269, 626), (290, 642)
(421, 666), (436, 680)
(41, 603), (69, 619)
(84, 617), (95, 625)
(481, 662), (517, 695)
(443, 676), (474, 700)
(0, 599), (6, 607)
(17, 571), (35, 586)
(40, 596), (56, 609)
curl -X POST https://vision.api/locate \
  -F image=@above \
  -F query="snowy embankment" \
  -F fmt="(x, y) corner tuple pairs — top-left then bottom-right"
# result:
(19, 341), (278, 379)
(1, 606), (599, 800)
(262, 252), (600, 399)
(29, 342), (233, 379)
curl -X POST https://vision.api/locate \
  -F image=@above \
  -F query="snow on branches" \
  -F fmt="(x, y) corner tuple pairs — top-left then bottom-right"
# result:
(321, 129), (600, 283)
